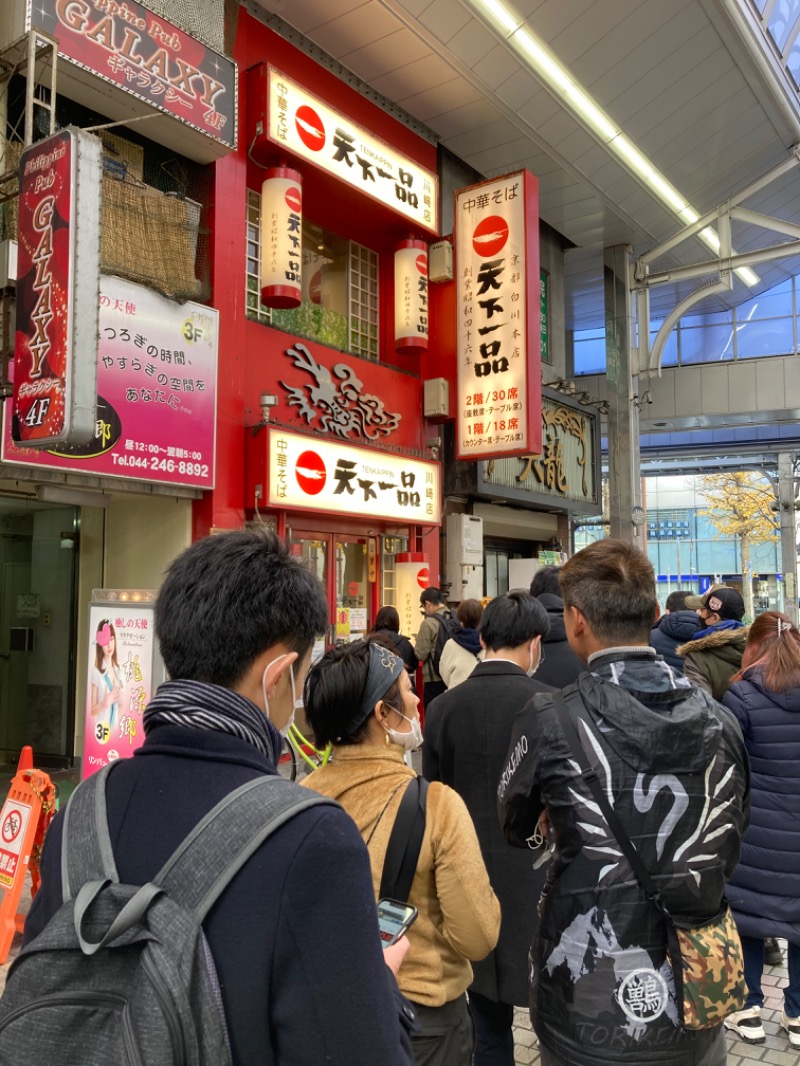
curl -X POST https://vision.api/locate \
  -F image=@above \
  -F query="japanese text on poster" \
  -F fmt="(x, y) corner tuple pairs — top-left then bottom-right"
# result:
(3, 276), (218, 489)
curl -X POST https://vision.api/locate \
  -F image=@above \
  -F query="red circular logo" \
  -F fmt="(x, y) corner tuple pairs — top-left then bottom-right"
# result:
(295, 105), (325, 152)
(285, 186), (302, 213)
(416, 567), (430, 589)
(415, 253), (427, 274)
(472, 215), (509, 257)
(295, 450), (326, 495)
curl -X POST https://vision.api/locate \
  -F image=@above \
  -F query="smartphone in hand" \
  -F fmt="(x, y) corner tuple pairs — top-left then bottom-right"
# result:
(377, 898), (418, 949)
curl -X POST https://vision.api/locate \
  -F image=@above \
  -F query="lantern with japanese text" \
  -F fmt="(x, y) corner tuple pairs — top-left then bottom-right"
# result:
(394, 239), (429, 354)
(260, 167), (303, 309)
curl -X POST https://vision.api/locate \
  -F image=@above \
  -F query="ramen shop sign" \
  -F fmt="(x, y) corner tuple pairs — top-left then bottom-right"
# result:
(265, 429), (441, 524)
(455, 170), (542, 460)
(267, 68), (438, 234)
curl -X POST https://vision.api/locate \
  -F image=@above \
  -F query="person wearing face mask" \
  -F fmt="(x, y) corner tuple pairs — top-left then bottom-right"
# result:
(23, 531), (419, 1066)
(303, 639), (501, 1066)
(422, 590), (553, 1066)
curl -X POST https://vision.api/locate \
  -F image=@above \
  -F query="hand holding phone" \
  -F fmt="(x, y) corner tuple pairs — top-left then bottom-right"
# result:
(377, 898), (418, 949)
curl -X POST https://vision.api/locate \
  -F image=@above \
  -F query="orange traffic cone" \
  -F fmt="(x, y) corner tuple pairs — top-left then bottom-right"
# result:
(17, 747), (33, 774)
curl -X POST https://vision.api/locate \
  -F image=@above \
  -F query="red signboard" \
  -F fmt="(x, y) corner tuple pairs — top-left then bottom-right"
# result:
(13, 128), (100, 446)
(31, 0), (236, 149)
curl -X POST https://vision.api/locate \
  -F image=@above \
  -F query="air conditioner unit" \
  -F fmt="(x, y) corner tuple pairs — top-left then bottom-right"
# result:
(424, 377), (449, 418)
(446, 514), (483, 565)
(428, 239), (453, 283)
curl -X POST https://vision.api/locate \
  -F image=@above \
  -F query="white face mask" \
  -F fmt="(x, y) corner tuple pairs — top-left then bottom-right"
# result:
(385, 712), (423, 752)
(526, 639), (539, 678)
(261, 654), (297, 739)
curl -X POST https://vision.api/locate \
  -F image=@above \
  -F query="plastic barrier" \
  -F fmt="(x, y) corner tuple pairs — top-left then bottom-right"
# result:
(0, 754), (56, 964)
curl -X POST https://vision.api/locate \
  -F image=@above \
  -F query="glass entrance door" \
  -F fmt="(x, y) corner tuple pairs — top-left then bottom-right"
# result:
(335, 537), (369, 643)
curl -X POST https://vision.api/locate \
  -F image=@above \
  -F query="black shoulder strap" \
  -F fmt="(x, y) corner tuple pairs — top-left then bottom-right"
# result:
(553, 692), (664, 908)
(379, 775), (429, 903)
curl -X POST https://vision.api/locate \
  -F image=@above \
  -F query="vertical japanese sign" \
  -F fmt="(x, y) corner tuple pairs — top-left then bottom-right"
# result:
(395, 553), (430, 641)
(267, 68), (438, 234)
(13, 127), (101, 446)
(3, 275), (218, 489)
(455, 170), (542, 460)
(83, 601), (158, 779)
(260, 167), (303, 308)
(540, 270), (550, 364)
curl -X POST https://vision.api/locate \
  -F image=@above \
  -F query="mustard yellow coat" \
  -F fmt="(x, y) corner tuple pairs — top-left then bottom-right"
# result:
(303, 743), (501, 1007)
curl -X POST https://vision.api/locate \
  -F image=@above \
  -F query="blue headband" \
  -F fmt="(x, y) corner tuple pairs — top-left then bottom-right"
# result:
(342, 642), (404, 737)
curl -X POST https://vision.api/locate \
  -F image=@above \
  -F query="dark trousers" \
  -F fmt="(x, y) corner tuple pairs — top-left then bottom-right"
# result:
(423, 680), (446, 709)
(539, 1027), (727, 1066)
(742, 935), (800, 1015)
(409, 994), (473, 1066)
(468, 990), (515, 1066)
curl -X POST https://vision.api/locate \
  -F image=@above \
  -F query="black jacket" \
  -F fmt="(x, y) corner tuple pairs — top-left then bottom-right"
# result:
(498, 650), (749, 1066)
(24, 723), (416, 1066)
(423, 660), (554, 1005)
(534, 593), (584, 688)
(722, 669), (800, 946)
(650, 610), (702, 672)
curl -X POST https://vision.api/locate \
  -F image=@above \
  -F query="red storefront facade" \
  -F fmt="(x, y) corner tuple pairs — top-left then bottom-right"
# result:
(199, 10), (443, 641)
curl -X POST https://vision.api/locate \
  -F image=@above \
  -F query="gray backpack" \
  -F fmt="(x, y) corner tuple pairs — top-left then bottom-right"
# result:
(0, 762), (336, 1065)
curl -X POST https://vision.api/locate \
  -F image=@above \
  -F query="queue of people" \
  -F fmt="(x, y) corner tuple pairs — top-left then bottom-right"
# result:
(5, 530), (798, 1066)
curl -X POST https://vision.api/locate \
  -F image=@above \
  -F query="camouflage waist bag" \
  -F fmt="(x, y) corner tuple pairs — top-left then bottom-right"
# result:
(668, 905), (746, 1030)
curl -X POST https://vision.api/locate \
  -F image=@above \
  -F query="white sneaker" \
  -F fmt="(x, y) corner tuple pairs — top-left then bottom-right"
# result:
(724, 1006), (766, 1044)
(781, 1012), (800, 1048)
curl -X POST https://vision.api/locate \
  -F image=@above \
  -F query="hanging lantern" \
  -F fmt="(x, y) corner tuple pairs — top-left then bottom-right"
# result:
(394, 239), (429, 354)
(260, 167), (303, 309)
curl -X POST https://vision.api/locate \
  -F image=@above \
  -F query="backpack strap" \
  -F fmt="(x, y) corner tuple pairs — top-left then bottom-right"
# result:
(153, 775), (339, 920)
(379, 775), (428, 903)
(62, 763), (119, 902)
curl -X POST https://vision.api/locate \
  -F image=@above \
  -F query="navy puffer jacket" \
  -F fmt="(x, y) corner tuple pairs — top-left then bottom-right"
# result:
(722, 669), (800, 947)
(650, 610), (702, 672)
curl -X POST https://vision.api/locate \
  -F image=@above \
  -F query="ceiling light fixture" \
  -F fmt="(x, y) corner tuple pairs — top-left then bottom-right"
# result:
(467, 0), (759, 287)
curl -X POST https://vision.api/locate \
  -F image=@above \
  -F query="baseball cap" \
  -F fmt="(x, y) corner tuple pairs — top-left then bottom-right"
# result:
(684, 584), (723, 610)
(686, 586), (745, 621)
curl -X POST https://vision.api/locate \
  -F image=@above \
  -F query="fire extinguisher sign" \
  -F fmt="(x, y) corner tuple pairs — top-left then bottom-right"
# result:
(0, 799), (32, 890)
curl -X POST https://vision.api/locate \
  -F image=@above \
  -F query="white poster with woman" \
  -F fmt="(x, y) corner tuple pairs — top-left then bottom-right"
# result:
(83, 601), (158, 779)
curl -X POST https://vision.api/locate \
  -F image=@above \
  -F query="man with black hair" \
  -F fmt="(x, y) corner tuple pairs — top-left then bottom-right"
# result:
(423, 590), (553, 1066)
(649, 589), (703, 672)
(530, 565), (583, 688)
(498, 540), (748, 1066)
(414, 586), (455, 706)
(24, 530), (417, 1066)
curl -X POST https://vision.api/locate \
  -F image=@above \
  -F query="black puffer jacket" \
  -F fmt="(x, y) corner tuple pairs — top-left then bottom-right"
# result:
(650, 610), (702, 671)
(498, 650), (749, 1066)
(534, 592), (584, 688)
(722, 669), (800, 946)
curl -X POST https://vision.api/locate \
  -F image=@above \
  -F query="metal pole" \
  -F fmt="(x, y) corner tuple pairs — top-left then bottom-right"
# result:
(777, 452), (799, 626)
(605, 245), (642, 546)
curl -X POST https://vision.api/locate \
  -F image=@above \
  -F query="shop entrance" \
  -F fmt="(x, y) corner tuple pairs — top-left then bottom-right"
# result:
(290, 531), (371, 646)
(0, 496), (78, 766)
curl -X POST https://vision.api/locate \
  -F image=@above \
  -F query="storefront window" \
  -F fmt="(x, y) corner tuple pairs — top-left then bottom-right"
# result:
(246, 191), (379, 361)
(380, 536), (409, 608)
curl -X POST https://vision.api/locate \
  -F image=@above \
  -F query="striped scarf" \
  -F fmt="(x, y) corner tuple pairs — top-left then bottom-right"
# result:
(143, 678), (278, 764)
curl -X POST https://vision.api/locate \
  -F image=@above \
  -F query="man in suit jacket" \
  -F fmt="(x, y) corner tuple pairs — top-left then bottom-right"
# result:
(423, 590), (553, 1066)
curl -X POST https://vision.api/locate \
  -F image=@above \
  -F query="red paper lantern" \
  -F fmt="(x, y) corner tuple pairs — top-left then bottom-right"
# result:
(260, 167), (303, 309)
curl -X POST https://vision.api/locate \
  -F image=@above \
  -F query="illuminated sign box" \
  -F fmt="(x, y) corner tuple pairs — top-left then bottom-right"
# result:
(265, 67), (438, 235)
(455, 170), (541, 461)
(2, 0), (237, 162)
(265, 428), (441, 525)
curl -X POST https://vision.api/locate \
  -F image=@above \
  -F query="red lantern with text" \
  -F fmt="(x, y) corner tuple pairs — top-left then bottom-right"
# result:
(260, 167), (303, 309)
(394, 239), (429, 354)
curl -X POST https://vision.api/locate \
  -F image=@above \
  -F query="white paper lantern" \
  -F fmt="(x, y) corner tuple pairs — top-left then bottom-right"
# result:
(260, 167), (303, 309)
(395, 239), (429, 354)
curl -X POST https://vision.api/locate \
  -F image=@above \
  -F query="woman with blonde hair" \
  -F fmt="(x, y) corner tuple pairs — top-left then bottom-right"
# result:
(722, 611), (800, 1050)
(303, 639), (500, 1066)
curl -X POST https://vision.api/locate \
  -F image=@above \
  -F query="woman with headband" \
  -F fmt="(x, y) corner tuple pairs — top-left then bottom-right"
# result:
(303, 639), (500, 1066)
(721, 611), (800, 1051)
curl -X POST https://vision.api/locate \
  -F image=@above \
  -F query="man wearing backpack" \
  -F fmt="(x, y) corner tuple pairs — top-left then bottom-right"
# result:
(414, 587), (457, 706)
(9, 531), (417, 1066)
